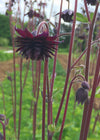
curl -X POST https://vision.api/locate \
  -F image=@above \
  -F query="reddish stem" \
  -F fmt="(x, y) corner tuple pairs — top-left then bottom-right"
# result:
(33, 61), (39, 140)
(71, 47), (88, 69)
(80, 3), (99, 140)
(1, 86), (6, 115)
(55, 0), (78, 126)
(83, 47), (100, 140)
(58, 74), (85, 140)
(0, 120), (6, 140)
(92, 113), (99, 133)
(23, 60), (30, 89)
(84, 0), (91, 23)
(49, 0), (63, 127)
(9, 0), (16, 135)
(18, 58), (23, 140)
(42, 58), (48, 140)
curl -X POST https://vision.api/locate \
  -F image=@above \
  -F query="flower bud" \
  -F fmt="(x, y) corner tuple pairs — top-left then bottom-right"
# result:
(81, 81), (90, 90)
(76, 87), (88, 105)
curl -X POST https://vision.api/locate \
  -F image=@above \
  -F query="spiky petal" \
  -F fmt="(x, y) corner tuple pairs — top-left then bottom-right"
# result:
(15, 27), (60, 60)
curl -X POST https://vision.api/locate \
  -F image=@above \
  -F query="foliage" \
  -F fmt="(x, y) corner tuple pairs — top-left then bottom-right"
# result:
(0, 50), (13, 61)
(0, 14), (12, 46)
(0, 61), (100, 139)
(0, 37), (9, 47)
(59, 24), (71, 50)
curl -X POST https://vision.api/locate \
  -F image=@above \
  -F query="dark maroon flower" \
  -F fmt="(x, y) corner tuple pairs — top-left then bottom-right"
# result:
(86, 0), (97, 5)
(81, 81), (90, 89)
(55, 9), (73, 22)
(24, 9), (44, 19)
(15, 27), (60, 60)
(76, 87), (88, 105)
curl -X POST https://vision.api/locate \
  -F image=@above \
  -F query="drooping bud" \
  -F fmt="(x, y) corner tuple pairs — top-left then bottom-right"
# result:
(81, 81), (90, 89)
(76, 87), (88, 105)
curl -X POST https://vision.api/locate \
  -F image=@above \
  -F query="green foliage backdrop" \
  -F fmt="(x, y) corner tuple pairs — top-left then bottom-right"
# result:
(0, 14), (11, 46)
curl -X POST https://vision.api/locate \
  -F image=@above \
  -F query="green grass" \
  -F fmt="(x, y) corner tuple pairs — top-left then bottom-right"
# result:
(0, 53), (100, 140)
(0, 50), (13, 61)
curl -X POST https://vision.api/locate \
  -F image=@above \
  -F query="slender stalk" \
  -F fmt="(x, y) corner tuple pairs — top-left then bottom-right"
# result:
(11, 80), (15, 131)
(33, 61), (41, 140)
(42, 58), (48, 140)
(92, 113), (99, 133)
(23, 60), (30, 89)
(18, 58), (23, 140)
(9, 0), (16, 135)
(84, 0), (91, 23)
(49, 0), (63, 127)
(71, 47), (88, 69)
(55, 0), (78, 126)
(83, 47), (100, 140)
(58, 75), (85, 140)
(0, 86), (6, 115)
(0, 120), (6, 140)
(80, 3), (99, 140)
(97, 75), (100, 87)
(33, 62), (39, 140)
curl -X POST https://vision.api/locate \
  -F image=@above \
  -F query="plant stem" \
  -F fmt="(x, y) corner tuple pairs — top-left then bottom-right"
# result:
(9, 0), (16, 135)
(1, 86), (6, 115)
(18, 58), (23, 140)
(23, 60), (30, 89)
(92, 113), (99, 133)
(49, 0), (63, 128)
(42, 58), (48, 140)
(84, 0), (91, 23)
(58, 74), (85, 140)
(80, 3), (99, 140)
(71, 47), (87, 69)
(33, 61), (39, 140)
(55, 0), (78, 126)
(83, 47), (100, 140)
(0, 120), (6, 140)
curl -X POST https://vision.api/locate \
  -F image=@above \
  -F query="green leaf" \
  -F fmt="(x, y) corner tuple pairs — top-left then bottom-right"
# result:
(90, 12), (94, 21)
(6, 10), (12, 15)
(48, 124), (60, 133)
(76, 12), (88, 23)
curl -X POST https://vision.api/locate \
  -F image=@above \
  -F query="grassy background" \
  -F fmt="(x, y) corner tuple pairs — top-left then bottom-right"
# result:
(0, 49), (100, 140)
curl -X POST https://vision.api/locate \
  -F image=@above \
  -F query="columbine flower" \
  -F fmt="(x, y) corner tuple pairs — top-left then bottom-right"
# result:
(55, 9), (73, 22)
(15, 27), (60, 60)
(76, 87), (88, 105)
(86, 0), (97, 5)
(24, 9), (44, 19)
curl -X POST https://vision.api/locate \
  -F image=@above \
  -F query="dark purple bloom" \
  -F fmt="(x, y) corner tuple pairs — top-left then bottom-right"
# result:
(86, 0), (97, 5)
(24, 9), (44, 19)
(15, 27), (60, 60)
(56, 9), (73, 22)
(81, 81), (90, 89)
(76, 88), (88, 105)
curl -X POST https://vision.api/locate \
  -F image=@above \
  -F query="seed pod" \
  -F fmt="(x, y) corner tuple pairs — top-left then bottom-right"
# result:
(76, 87), (88, 105)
